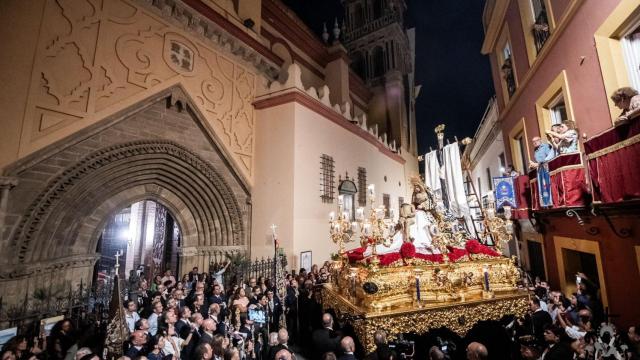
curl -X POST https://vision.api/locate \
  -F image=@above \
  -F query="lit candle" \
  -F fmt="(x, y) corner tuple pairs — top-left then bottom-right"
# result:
(329, 212), (335, 221)
(338, 195), (344, 206)
(351, 221), (359, 233)
(483, 265), (490, 292)
(357, 207), (365, 220)
(368, 184), (375, 197)
(343, 211), (350, 221)
(390, 208), (395, 219)
(363, 223), (371, 236)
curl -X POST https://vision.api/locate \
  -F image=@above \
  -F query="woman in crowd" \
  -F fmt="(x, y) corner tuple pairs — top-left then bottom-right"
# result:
(1, 336), (43, 360)
(46, 319), (75, 360)
(546, 120), (578, 154)
(232, 287), (250, 313)
(611, 86), (640, 124)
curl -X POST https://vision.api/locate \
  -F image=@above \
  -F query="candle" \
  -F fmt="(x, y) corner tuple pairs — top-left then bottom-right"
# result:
(390, 208), (395, 219)
(343, 211), (350, 221)
(356, 207), (364, 220)
(329, 212), (335, 221)
(351, 222), (359, 233)
(338, 195), (344, 206)
(483, 265), (490, 292)
(368, 184), (375, 197)
(416, 276), (421, 301)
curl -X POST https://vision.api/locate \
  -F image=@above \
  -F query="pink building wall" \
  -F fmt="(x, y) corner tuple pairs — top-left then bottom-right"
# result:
(492, 0), (621, 164)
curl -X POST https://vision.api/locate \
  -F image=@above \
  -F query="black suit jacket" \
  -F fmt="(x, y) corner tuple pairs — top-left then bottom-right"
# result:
(531, 310), (552, 340)
(544, 343), (573, 360)
(338, 353), (357, 360)
(199, 331), (215, 346)
(311, 328), (341, 358)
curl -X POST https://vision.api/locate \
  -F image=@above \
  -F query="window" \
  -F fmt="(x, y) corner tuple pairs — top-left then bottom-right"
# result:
(514, 133), (529, 175)
(518, 0), (554, 65)
(594, 3), (640, 122)
(372, 46), (385, 78)
(486, 167), (493, 189)
(320, 154), (335, 203)
(496, 24), (517, 103)
(383, 194), (391, 218)
(509, 118), (530, 174)
(339, 179), (358, 220)
(622, 25), (640, 90)
(357, 167), (367, 206)
(535, 70), (575, 139)
(530, 0), (550, 53)
(549, 94), (568, 125)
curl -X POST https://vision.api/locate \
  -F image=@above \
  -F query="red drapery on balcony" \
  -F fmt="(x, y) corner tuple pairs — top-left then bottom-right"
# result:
(514, 174), (531, 218)
(548, 153), (586, 207)
(584, 117), (640, 203)
(528, 169), (539, 211)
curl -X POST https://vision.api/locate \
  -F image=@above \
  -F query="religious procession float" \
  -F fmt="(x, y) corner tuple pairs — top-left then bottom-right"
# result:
(321, 174), (529, 352)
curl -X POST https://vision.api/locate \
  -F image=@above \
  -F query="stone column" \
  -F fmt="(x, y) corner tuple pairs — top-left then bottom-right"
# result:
(324, 44), (351, 106)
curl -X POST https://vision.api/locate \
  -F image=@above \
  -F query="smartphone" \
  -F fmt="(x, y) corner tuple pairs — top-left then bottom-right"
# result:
(576, 275), (581, 284)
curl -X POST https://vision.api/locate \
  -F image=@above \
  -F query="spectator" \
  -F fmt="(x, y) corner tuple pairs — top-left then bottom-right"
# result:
(528, 297), (552, 342)
(503, 164), (518, 177)
(546, 120), (578, 154)
(628, 325), (640, 359)
(200, 319), (217, 346)
(312, 313), (341, 359)
(465, 342), (488, 360)
(125, 330), (148, 358)
(268, 329), (290, 360)
(428, 346), (446, 360)
(541, 326), (573, 360)
(125, 300), (141, 333)
(194, 343), (213, 360)
(611, 86), (640, 124)
(338, 337), (356, 360)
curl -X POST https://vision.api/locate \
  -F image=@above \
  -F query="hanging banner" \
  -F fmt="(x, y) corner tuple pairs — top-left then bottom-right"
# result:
(493, 176), (517, 209)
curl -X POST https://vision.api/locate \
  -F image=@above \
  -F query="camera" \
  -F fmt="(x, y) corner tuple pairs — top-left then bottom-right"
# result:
(389, 338), (415, 359)
(435, 336), (456, 356)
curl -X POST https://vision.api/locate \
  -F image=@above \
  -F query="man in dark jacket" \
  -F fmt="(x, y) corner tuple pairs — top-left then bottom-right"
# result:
(312, 313), (341, 359)
(529, 298), (552, 342)
(338, 337), (357, 360)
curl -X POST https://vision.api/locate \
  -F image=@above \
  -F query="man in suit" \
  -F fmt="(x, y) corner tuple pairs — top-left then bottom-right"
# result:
(268, 329), (291, 360)
(465, 342), (488, 360)
(266, 289), (282, 332)
(541, 326), (574, 360)
(208, 284), (228, 317)
(181, 313), (203, 359)
(364, 330), (395, 360)
(124, 330), (148, 358)
(285, 280), (299, 344)
(338, 337), (357, 360)
(199, 318), (217, 346)
(312, 313), (341, 359)
(175, 306), (192, 336)
(529, 298), (552, 342)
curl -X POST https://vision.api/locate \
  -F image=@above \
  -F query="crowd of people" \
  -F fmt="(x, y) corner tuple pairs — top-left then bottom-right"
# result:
(2, 263), (639, 360)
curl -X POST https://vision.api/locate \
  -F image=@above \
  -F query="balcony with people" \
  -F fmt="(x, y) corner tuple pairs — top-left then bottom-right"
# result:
(514, 87), (640, 215)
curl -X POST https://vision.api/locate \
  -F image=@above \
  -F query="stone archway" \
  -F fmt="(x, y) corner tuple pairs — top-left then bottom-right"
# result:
(0, 87), (250, 305)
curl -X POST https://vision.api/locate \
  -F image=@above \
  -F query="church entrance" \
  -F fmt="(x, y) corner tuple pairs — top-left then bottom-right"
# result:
(94, 200), (181, 287)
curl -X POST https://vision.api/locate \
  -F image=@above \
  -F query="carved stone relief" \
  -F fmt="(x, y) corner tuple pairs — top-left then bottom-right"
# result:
(24, 0), (259, 177)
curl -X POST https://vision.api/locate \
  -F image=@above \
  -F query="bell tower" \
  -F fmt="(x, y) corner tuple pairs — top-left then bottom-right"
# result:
(342, 0), (418, 156)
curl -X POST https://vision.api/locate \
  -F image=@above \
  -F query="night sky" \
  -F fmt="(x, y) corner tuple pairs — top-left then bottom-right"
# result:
(283, 0), (494, 154)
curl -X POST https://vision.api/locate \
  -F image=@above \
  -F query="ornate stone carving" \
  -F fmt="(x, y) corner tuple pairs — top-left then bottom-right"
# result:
(23, 0), (273, 179)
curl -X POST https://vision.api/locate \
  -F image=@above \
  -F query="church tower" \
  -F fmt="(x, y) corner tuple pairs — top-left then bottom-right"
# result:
(342, 0), (418, 156)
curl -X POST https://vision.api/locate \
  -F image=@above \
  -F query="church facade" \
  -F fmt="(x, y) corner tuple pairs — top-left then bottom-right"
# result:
(0, 0), (419, 305)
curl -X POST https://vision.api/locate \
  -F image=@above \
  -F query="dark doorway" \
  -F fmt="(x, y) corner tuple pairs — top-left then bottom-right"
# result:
(527, 240), (546, 281)
(93, 200), (181, 287)
(562, 248), (600, 293)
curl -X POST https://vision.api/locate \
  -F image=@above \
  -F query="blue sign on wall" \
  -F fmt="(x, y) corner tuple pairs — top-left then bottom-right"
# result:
(493, 176), (517, 209)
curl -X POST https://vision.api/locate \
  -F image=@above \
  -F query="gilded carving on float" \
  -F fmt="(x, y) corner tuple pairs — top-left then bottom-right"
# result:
(23, 0), (264, 177)
(323, 176), (528, 352)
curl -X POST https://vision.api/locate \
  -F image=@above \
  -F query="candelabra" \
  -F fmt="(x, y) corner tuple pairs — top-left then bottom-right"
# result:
(482, 192), (514, 254)
(329, 184), (395, 266)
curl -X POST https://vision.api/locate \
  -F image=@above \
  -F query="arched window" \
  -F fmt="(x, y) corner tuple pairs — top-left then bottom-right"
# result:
(351, 51), (366, 79)
(338, 179), (358, 220)
(372, 46), (385, 78)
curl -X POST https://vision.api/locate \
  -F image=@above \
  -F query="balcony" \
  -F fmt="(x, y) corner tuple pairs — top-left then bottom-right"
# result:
(532, 11), (550, 53)
(515, 114), (640, 217)
(584, 114), (640, 203)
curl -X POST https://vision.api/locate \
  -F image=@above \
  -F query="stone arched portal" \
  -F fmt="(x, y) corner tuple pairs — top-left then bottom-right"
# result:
(0, 87), (251, 304)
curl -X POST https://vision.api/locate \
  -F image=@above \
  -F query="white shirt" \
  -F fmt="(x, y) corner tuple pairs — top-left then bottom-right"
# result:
(163, 336), (183, 356)
(565, 325), (586, 340)
(148, 313), (160, 336)
(125, 311), (140, 333)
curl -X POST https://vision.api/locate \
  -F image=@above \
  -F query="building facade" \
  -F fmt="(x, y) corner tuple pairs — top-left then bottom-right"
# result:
(482, 0), (640, 326)
(0, 0), (419, 305)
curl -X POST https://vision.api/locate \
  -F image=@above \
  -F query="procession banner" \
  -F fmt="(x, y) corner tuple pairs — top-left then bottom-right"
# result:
(493, 176), (517, 209)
